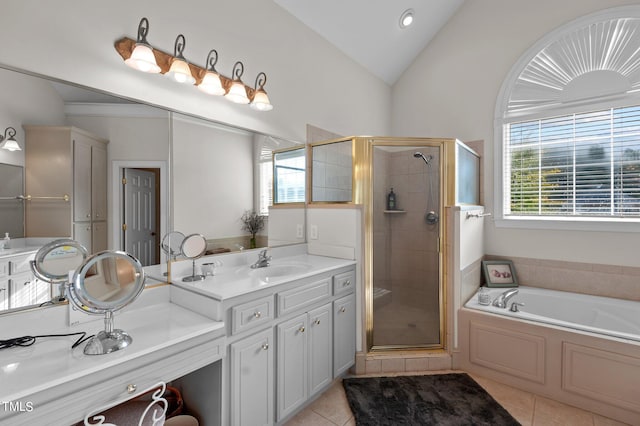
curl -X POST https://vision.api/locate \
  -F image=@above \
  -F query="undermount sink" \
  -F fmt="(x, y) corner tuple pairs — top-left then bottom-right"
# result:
(247, 264), (312, 282)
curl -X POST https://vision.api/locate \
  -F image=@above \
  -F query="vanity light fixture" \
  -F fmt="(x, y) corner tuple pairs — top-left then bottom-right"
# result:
(250, 72), (273, 111)
(225, 61), (250, 104)
(197, 50), (226, 96)
(165, 34), (196, 85)
(124, 17), (161, 73)
(399, 9), (414, 28)
(0, 127), (20, 151)
(114, 18), (273, 111)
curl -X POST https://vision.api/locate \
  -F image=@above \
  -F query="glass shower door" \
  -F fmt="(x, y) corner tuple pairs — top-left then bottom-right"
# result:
(371, 145), (442, 349)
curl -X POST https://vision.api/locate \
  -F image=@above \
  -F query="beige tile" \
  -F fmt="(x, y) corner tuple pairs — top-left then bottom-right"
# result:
(341, 417), (356, 426)
(592, 413), (631, 426)
(365, 358), (381, 374)
(533, 396), (594, 426)
(284, 408), (337, 426)
(309, 381), (353, 426)
(405, 357), (429, 372)
(472, 375), (534, 426)
(428, 355), (451, 371)
(381, 357), (405, 373)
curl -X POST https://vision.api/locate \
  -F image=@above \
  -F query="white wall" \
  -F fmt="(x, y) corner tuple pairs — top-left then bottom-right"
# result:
(172, 114), (254, 238)
(0, 0), (391, 143)
(392, 0), (640, 267)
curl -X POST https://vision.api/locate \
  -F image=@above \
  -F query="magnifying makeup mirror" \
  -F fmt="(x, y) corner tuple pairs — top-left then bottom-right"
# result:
(30, 239), (89, 304)
(70, 250), (145, 355)
(161, 231), (186, 277)
(180, 234), (207, 282)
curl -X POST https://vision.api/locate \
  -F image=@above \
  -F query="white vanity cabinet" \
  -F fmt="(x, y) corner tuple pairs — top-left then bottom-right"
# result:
(0, 251), (49, 310)
(24, 125), (108, 253)
(179, 260), (357, 426)
(333, 293), (356, 377)
(230, 327), (274, 426)
(276, 302), (332, 421)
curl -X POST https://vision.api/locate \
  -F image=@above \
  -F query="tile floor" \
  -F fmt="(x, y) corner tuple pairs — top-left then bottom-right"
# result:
(284, 371), (630, 426)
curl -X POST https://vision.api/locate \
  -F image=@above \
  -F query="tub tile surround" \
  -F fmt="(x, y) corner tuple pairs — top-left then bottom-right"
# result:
(484, 254), (640, 302)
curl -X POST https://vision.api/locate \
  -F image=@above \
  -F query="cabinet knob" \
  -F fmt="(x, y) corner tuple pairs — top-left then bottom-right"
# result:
(95, 214), (100, 218)
(298, 326), (306, 333)
(254, 311), (262, 318)
(343, 280), (351, 286)
(261, 343), (269, 351)
(127, 384), (137, 394)
(314, 319), (321, 325)
(86, 214), (91, 218)
(340, 307), (346, 313)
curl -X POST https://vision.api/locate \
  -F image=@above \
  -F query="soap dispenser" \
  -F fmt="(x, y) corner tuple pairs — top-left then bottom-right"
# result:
(387, 188), (397, 210)
(2, 233), (10, 249)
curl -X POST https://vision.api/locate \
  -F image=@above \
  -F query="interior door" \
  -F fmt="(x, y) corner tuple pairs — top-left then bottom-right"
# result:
(123, 168), (157, 266)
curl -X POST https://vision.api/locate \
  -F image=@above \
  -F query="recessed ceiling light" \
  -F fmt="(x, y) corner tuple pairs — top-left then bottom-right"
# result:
(400, 9), (414, 29)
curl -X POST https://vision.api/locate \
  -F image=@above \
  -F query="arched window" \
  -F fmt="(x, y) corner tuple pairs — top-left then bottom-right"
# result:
(495, 6), (640, 231)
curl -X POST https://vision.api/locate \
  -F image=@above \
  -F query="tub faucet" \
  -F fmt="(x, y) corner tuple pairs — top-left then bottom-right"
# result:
(251, 249), (271, 269)
(492, 288), (519, 308)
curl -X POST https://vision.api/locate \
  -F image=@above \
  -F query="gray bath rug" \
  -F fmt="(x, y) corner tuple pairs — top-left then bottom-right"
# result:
(342, 373), (520, 426)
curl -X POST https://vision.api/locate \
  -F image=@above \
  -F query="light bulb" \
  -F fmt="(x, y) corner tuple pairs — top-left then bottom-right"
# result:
(225, 81), (249, 104)
(125, 43), (160, 73)
(198, 71), (226, 95)
(166, 58), (195, 85)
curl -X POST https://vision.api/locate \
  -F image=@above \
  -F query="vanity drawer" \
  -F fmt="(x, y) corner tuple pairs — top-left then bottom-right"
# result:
(231, 295), (274, 335)
(333, 270), (355, 296)
(277, 278), (331, 317)
(9, 253), (35, 275)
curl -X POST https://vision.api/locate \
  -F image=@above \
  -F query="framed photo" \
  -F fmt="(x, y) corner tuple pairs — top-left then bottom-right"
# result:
(482, 260), (518, 288)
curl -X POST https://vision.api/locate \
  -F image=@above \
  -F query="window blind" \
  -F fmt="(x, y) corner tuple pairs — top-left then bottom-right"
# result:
(505, 105), (640, 218)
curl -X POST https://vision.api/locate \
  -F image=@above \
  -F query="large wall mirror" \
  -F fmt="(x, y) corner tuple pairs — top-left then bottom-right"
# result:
(0, 65), (305, 315)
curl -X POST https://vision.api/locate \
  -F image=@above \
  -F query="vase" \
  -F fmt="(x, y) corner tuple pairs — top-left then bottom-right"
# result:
(250, 236), (257, 249)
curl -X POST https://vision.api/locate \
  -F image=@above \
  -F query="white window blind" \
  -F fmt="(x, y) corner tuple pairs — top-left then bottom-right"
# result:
(274, 149), (305, 204)
(505, 105), (640, 218)
(258, 145), (273, 215)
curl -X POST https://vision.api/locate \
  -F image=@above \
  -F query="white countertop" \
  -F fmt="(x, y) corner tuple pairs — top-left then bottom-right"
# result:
(0, 290), (225, 404)
(173, 253), (356, 300)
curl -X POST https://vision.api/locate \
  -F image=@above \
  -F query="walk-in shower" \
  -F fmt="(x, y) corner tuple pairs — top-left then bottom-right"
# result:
(371, 144), (442, 349)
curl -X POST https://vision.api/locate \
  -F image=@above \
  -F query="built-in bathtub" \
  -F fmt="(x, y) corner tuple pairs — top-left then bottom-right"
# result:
(457, 286), (640, 425)
(465, 286), (640, 342)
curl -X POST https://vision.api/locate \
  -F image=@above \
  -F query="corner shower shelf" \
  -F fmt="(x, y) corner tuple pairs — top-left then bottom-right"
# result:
(383, 209), (406, 214)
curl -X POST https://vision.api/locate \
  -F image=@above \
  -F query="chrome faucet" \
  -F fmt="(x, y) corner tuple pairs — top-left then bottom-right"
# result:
(492, 288), (519, 308)
(251, 249), (271, 269)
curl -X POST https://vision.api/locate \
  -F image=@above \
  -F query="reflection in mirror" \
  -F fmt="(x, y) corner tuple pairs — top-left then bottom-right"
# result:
(70, 250), (145, 355)
(172, 114), (305, 251)
(0, 63), (307, 316)
(0, 163), (24, 237)
(30, 239), (88, 304)
(180, 233), (207, 282)
(273, 147), (306, 204)
(311, 140), (353, 202)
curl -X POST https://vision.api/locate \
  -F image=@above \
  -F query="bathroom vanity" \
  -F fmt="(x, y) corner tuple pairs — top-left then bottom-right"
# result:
(0, 284), (225, 425)
(170, 248), (356, 425)
(0, 246), (357, 426)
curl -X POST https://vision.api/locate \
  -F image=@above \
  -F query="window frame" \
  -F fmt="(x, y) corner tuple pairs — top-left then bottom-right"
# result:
(494, 6), (640, 233)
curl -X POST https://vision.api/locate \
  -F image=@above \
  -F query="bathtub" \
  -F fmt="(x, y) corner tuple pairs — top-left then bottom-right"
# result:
(465, 285), (640, 342)
(459, 286), (640, 424)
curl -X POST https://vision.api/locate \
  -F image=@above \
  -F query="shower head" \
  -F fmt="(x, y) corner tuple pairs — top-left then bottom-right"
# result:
(413, 152), (432, 165)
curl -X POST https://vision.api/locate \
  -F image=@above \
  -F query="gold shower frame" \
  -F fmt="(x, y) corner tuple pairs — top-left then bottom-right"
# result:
(354, 137), (457, 353)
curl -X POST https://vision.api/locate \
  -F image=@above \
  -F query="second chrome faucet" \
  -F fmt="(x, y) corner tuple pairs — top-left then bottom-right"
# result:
(492, 288), (519, 308)
(251, 249), (272, 269)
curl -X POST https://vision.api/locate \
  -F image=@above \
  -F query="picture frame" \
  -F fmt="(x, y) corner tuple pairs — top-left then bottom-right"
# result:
(481, 260), (518, 288)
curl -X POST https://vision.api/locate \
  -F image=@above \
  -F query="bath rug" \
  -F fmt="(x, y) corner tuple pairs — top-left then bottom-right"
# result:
(342, 373), (520, 426)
